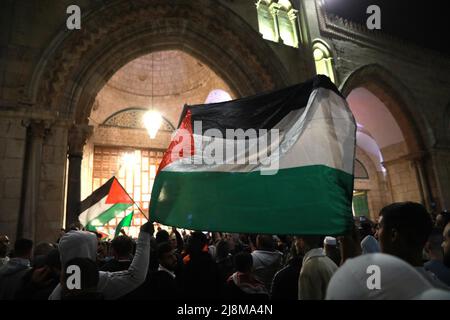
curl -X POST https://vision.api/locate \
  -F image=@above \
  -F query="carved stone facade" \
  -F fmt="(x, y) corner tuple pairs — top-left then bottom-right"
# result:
(1, 0), (449, 241)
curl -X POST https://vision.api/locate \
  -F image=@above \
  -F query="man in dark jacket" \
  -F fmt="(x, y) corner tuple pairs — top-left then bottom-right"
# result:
(181, 232), (221, 299)
(100, 236), (133, 272)
(223, 252), (269, 300)
(0, 238), (33, 300)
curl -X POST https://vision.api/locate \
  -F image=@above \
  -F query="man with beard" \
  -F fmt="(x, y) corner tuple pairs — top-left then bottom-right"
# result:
(424, 228), (450, 286)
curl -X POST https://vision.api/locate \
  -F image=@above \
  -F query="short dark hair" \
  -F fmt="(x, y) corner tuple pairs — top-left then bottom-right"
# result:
(111, 236), (133, 257)
(216, 240), (230, 259)
(156, 242), (173, 260)
(14, 238), (33, 257)
(438, 211), (450, 227)
(427, 228), (444, 252)
(257, 235), (275, 251)
(187, 231), (208, 255)
(234, 252), (253, 273)
(0, 241), (8, 258)
(380, 202), (433, 248)
(155, 230), (170, 244)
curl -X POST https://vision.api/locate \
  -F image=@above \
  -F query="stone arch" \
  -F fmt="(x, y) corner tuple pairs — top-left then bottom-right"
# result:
(340, 64), (431, 154)
(341, 64), (436, 210)
(31, 0), (290, 125)
(312, 39), (336, 83)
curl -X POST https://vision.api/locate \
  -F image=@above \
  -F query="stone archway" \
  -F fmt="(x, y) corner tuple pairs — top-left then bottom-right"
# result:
(340, 64), (436, 212)
(340, 64), (430, 154)
(32, 0), (290, 124)
(27, 0), (293, 231)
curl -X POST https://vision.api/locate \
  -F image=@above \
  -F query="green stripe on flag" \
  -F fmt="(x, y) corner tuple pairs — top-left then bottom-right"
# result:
(85, 203), (132, 231)
(114, 212), (134, 238)
(150, 165), (354, 235)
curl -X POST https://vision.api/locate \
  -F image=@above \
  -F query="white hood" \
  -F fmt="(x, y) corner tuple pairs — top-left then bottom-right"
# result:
(58, 230), (98, 267)
(251, 250), (282, 268)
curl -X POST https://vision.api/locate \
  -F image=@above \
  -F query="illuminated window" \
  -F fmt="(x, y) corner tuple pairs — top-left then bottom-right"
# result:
(92, 146), (164, 238)
(277, 0), (299, 47)
(256, 0), (299, 48)
(312, 41), (336, 83)
(353, 191), (370, 217)
(205, 89), (232, 104)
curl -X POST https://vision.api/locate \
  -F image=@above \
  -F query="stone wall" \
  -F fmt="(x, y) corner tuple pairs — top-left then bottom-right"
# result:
(0, 116), (26, 240)
(36, 123), (67, 242)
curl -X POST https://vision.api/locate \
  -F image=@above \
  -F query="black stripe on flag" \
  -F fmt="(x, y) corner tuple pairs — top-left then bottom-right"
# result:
(78, 177), (115, 215)
(178, 75), (342, 136)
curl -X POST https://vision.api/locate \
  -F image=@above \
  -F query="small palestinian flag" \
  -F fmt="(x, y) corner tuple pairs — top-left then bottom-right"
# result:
(150, 75), (356, 235)
(114, 212), (134, 238)
(79, 177), (134, 232)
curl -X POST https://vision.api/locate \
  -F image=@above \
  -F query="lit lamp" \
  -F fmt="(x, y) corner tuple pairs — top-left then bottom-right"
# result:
(143, 110), (163, 139)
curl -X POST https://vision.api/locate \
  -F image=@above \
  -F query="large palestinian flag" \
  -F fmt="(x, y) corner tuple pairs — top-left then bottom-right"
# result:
(78, 177), (134, 232)
(150, 75), (356, 235)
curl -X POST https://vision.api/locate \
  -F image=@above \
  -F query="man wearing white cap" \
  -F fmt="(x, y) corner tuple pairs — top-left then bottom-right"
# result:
(295, 236), (338, 300)
(323, 236), (341, 266)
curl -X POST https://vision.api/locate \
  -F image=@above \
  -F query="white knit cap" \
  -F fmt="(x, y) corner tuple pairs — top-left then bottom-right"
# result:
(324, 236), (337, 246)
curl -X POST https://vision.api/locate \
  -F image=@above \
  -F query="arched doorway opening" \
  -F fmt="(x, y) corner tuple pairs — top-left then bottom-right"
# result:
(80, 50), (235, 237)
(29, 1), (290, 234)
(341, 65), (435, 220)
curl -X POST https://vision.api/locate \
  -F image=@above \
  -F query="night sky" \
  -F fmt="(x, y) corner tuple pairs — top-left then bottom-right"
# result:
(323, 0), (449, 56)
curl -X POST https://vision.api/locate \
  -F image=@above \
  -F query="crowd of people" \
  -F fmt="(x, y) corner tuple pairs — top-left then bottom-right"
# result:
(0, 202), (449, 300)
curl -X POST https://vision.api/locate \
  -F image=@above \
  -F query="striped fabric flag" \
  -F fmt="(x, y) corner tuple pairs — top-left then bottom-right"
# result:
(114, 212), (134, 238)
(150, 75), (356, 235)
(79, 177), (134, 232)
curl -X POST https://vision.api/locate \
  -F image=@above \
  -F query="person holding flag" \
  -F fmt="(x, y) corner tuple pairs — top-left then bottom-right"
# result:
(49, 221), (153, 300)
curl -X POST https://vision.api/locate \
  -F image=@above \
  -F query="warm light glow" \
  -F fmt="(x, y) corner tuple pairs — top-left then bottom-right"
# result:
(91, 219), (102, 226)
(312, 41), (335, 83)
(143, 110), (163, 139)
(122, 152), (136, 168)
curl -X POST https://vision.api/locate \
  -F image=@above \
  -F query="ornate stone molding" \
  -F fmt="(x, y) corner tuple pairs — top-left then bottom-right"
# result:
(34, 0), (289, 122)
(381, 151), (428, 167)
(314, 0), (450, 64)
(102, 108), (175, 132)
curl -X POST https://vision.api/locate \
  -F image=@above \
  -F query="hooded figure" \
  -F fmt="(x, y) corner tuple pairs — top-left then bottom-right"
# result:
(326, 253), (434, 300)
(59, 231), (97, 267)
(49, 228), (150, 300)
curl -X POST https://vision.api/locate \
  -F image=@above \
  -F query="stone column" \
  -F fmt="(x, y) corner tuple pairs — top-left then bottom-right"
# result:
(288, 8), (300, 47)
(16, 120), (49, 241)
(65, 124), (93, 229)
(431, 147), (450, 211)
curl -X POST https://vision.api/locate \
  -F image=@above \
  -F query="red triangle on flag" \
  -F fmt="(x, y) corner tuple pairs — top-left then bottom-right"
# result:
(105, 178), (134, 205)
(157, 110), (194, 174)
